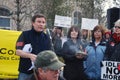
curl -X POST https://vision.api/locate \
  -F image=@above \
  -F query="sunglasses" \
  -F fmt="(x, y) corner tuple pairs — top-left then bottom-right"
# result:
(114, 26), (120, 29)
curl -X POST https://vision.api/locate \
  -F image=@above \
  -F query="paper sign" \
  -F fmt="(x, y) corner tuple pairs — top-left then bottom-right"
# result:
(81, 18), (98, 30)
(54, 15), (72, 28)
(101, 61), (120, 80)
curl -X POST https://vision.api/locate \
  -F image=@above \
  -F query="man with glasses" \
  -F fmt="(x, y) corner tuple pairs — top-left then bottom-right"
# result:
(104, 19), (120, 61)
(26, 50), (65, 80)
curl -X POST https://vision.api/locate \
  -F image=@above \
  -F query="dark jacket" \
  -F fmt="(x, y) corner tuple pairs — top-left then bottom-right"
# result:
(16, 28), (51, 74)
(52, 35), (62, 56)
(104, 34), (120, 61)
(61, 39), (87, 80)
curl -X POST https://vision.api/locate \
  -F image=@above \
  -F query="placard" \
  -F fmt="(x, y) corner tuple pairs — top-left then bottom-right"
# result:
(54, 15), (71, 28)
(101, 61), (120, 80)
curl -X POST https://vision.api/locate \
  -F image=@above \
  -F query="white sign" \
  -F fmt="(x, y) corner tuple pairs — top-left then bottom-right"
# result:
(81, 18), (98, 30)
(101, 61), (120, 80)
(54, 15), (71, 28)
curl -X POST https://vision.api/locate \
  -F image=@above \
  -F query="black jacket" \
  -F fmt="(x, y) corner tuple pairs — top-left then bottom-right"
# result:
(104, 34), (120, 61)
(16, 28), (51, 74)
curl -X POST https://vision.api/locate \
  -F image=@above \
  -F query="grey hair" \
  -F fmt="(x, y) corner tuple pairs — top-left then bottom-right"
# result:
(115, 19), (120, 26)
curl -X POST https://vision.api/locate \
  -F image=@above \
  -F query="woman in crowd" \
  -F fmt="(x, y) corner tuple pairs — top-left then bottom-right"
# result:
(52, 27), (64, 56)
(61, 26), (87, 80)
(104, 30), (111, 42)
(104, 19), (120, 61)
(81, 29), (90, 49)
(84, 25), (106, 80)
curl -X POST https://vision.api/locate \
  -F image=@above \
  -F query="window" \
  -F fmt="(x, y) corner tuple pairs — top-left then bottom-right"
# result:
(0, 16), (10, 27)
(0, 7), (10, 29)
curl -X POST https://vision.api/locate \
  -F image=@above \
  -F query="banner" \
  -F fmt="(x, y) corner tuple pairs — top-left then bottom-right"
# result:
(81, 18), (98, 30)
(54, 15), (72, 28)
(0, 29), (21, 79)
(101, 61), (120, 80)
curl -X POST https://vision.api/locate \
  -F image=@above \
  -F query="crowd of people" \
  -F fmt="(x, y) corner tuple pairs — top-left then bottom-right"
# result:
(15, 14), (120, 80)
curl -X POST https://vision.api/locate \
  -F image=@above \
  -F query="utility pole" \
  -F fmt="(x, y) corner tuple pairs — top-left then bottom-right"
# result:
(16, 0), (20, 31)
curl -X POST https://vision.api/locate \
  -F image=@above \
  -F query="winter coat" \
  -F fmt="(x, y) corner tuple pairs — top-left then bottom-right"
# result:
(84, 41), (106, 80)
(104, 34), (120, 61)
(62, 39), (87, 80)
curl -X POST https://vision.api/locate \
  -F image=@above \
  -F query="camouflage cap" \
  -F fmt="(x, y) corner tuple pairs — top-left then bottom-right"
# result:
(34, 50), (65, 70)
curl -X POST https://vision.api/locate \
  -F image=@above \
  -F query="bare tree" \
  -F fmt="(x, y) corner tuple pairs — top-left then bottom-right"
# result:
(14, 0), (36, 31)
(113, 0), (120, 7)
(94, 0), (106, 24)
(13, 0), (108, 30)
(34, 0), (65, 28)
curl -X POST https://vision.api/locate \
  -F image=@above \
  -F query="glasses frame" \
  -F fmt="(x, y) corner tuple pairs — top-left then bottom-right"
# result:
(114, 26), (120, 29)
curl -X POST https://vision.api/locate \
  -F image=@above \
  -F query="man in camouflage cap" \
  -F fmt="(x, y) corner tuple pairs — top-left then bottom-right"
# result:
(26, 50), (65, 80)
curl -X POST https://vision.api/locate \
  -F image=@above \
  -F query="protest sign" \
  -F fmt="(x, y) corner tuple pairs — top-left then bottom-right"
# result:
(101, 61), (120, 80)
(54, 15), (71, 28)
(81, 18), (98, 30)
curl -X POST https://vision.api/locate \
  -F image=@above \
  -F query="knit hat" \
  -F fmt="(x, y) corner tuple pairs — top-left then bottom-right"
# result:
(105, 31), (111, 35)
(34, 50), (65, 70)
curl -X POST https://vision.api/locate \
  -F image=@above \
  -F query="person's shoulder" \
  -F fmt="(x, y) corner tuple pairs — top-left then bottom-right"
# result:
(21, 29), (31, 34)
(42, 31), (51, 39)
(21, 30), (32, 36)
(100, 40), (107, 46)
(25, 74), (36, 80)
(63, 39), (70, 44)
(23, 29), (31, 33)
